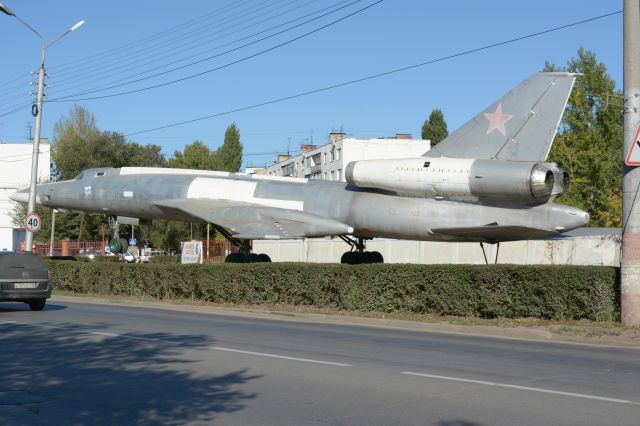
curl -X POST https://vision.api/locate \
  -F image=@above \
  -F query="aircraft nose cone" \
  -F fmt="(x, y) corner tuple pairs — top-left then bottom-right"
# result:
(9, 190), (29, 204)
(583, 211), (590, 225)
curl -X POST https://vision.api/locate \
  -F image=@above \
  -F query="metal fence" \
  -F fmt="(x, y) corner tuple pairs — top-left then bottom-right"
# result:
(33, 239), (238, 262)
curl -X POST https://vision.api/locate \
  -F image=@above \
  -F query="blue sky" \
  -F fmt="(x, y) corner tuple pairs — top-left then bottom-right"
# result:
(0, 0), (623, 168)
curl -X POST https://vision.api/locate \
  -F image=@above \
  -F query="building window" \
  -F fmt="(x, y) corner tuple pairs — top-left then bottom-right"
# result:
(323, 171), (328, 180)
(323, 152), (327, 164)
(330, 147), (335, 162)
(282, 162), (295, 177)
(336, 148), (341, 161)
(330, 170), (335, 181)
(337, 169), (342, 180)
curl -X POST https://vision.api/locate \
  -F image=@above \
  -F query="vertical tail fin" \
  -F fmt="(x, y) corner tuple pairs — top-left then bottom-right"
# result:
(425, 72), (577, 161)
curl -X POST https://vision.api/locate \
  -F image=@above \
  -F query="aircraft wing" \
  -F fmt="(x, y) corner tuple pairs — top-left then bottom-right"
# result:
(431, 225), (555, 242)
(153, 199), (353, 240)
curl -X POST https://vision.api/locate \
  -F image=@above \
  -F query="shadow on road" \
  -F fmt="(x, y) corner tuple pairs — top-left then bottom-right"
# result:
(0, 320), (260, 424)
(0, 302), (67, 312)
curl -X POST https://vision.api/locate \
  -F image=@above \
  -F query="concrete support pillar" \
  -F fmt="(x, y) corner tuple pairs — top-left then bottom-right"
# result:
(621, 0), (640, 325)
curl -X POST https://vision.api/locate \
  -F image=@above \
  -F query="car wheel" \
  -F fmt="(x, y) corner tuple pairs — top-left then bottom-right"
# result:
(28, 299), (46, 311)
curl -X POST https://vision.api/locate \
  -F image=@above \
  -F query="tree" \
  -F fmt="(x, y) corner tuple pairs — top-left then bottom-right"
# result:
(126, 142), (166, 168)
(53, 106), (166, 179)
(52, 105), (100, 180)
(216, 123), (243, 172)
(421, 108), (449, 144)
(42, 106), (171, 242)
(545, 48), (623, 227)
(167, 140), (217, 170)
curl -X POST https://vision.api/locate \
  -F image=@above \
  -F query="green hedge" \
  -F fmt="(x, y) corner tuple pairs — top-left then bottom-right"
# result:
(94, 256), (120, 263)
(148, 255), (181, 264)
(46, 262), (620, 321)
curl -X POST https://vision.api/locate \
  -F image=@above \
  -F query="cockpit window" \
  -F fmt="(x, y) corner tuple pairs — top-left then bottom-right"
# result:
(96, 172), (105, 177)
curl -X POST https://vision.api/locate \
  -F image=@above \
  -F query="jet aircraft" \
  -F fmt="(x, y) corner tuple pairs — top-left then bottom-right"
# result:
(11, 72), (590, 263)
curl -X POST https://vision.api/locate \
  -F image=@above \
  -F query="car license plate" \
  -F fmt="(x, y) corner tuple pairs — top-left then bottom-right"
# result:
(14, 282), (37, 289)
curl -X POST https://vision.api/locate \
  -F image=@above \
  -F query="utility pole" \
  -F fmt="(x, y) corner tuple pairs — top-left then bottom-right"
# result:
(622, 0), (640, 326)
(0, 3), (84, 253)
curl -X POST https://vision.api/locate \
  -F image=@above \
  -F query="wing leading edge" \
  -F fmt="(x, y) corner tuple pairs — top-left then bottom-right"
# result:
(153, 199), (353, 240)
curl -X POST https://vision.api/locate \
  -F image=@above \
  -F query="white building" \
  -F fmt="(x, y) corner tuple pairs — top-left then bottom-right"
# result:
(265, 133), (431, 181)
(0, 141), (51, 251)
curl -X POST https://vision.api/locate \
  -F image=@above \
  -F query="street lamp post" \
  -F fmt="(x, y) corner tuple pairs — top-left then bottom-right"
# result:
(0, 3), (84, 252)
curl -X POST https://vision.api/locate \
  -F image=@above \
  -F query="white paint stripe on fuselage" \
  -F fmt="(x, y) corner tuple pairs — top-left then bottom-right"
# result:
(119, 167), (231, 177)
(186, 177), (304, 211)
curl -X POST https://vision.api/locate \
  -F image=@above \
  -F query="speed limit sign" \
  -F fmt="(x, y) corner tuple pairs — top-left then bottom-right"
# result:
(24, 212), (42, 233)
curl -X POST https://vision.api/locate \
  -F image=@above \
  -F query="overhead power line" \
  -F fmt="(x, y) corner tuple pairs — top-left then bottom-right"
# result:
(0, 0), (369, 118)
(47, 0), (255, 73)
(47, 0), (290, 84)
(123, 10), (622, 137)
(44, 0), (341, 99)
(0, 0), (285, 102)
(46, 0), (376, 102)
(0, 0), (253, 93)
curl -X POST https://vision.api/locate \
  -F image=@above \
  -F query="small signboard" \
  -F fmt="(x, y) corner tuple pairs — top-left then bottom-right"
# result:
(181, 241), (203, 264)
(24, 212), (41, 233)
(129, 238), (137, 246)
(625, 125), (640, 166)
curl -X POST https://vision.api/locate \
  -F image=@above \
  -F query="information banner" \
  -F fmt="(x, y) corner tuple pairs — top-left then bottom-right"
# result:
(181, 241), (203, 264)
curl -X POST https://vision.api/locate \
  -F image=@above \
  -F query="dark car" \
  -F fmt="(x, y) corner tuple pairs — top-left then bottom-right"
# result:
(0, 252), (52, 311)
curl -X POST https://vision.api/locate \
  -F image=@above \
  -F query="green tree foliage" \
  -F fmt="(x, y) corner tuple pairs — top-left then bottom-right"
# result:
(545, 48), (623, 227)
(167, 140), (217, 170)
(216, 123), (243, 172)
(421, 108), (449, 144)
(53, 106), (165, 179)
(26, 105), (168, 243)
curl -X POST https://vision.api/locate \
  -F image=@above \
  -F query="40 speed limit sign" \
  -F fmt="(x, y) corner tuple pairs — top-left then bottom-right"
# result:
(24, 212), (42, 233)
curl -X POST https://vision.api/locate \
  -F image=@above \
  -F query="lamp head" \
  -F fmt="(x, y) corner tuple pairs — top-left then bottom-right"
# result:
(0, 3), (14, 16)
(70, 20), (85, 31)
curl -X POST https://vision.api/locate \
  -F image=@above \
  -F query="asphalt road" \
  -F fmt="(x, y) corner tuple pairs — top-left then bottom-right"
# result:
(1, 298), (639, 425)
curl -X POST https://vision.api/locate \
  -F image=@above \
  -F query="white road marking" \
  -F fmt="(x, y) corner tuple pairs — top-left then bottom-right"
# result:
(1, 321), (350, 367)
(0, 320), (180, 344)
(402, 372), (640, 405)
(210, 346), (352, 367)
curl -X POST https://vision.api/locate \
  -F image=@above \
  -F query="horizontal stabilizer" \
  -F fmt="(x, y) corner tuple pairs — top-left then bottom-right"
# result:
(425, 72), (576, 161)
(431, 225), (555, 243)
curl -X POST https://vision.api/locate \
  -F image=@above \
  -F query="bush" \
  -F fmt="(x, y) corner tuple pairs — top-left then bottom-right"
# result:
(94, 256), (120, 263)
(47, 262), (620, 321)
(149, 255), (181, 264)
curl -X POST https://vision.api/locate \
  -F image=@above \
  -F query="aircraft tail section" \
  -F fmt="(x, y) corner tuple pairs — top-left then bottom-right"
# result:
(424, 72), (577, 161)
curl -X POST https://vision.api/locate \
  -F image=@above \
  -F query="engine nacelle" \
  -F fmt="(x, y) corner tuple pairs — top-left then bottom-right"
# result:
(344, 157), (569, 202)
